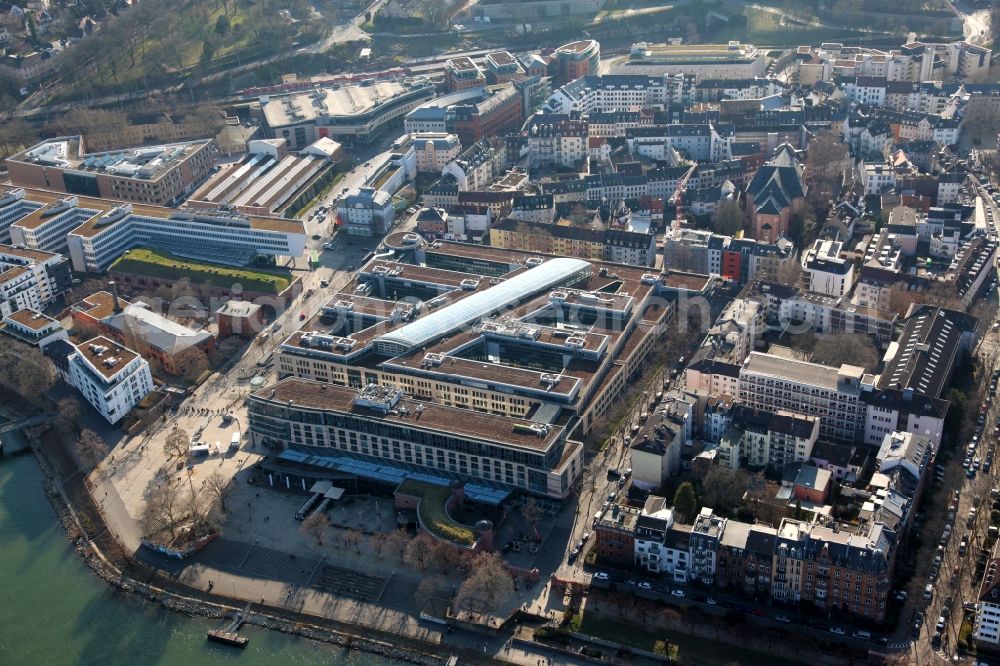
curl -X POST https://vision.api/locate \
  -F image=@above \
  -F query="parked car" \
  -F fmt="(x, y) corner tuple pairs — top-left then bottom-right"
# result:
(670, 589), (685, 598)
(638, 581), (652, 590)
(593, 571), (609, 581)
(774, 614), (791, 623)
(829, 626), (846, 635)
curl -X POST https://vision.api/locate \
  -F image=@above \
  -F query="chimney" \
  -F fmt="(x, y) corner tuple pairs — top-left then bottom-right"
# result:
(109, 281), (123, 313)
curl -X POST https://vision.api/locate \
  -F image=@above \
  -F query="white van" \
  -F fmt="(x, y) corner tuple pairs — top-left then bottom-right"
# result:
(230, 431), (240, 450)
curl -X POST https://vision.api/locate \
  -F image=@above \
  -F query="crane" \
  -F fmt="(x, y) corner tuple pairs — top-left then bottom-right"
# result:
(669, 163), (698, 234)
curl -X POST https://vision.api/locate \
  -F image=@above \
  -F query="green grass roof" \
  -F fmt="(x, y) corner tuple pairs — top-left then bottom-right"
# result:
(110, 248), (292, 294)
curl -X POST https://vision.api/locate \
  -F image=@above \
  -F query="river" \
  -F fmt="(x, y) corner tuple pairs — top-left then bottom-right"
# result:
(0, 453), (393, 666)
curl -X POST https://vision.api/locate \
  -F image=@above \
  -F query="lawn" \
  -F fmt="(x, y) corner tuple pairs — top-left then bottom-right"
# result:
(398, 479), (478, 546)
(110, 248), (292, 294)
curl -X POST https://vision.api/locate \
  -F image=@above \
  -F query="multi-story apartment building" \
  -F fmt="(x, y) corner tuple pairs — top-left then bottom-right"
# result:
(524, 113), (588, 169)
(739, 352), (865, 442)
(445, 57), (486, 92)
(50, 335), (153, 424)
(544, 74), (696, 115)
(800, 522), (894, 620)
(715, 522), (777, 597)
(450, 84), (525, 148)
(2, 308), (66, 349)
(718, 405), (819, 470)
(771, 518), (809, 604)
(396, 133), (462, 174)
(750, 281), (897, 346)
(484, 51), (526, 85)
(626, 124), (724, 162)
(442, 139), (507, 192)
(634, 495), (691, 583)
(553, 40), (600, 85)
(801, 239), (855, 297)
(7, 137), (217, 206)
(689, 507), (727, 585)
(490, 218), (657, 267)
(975, 564), (1000, 646)
(337, 187), (395, 237)
(0, 244), (71, 310)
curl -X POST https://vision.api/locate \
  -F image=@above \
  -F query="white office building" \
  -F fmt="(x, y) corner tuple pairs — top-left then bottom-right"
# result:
(337, 187), (395, 237)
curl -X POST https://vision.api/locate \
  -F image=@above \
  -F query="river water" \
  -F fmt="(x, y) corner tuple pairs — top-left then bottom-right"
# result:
(0, 454), (392, 666)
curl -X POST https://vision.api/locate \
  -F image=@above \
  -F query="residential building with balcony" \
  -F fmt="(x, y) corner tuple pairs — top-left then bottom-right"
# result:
(55, 335), (153, 424)
(738, 352), (865, 442)
(689, 507), (726, 585)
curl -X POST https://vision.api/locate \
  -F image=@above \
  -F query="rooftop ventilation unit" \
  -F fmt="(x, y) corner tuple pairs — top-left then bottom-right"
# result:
(540, 373), (561, 386)
(423, 352), (445, 367)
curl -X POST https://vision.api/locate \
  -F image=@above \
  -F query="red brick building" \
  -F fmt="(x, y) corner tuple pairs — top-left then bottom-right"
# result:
(554, 40), (600, 85)
(216, 300), (265, 339)
(450, 84), (525, 148)
(445, 57), (486, 92)
(72, 290), (216, 375)
(593, 504), (638, 568)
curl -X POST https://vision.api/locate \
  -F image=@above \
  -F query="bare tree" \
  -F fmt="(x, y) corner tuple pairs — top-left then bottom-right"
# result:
(216, 336), (246, 362)
(700, 468), (750, 513)
(0, 344), (55, 399)
(810, 333), (879, 370)
(186, 484), (211, 526)
(416, 573), (448, 601)
(203, 471), (234, 512)
(455, 551), (514, 615)
(344, 528), (364, 554)
(142, 480), (186, 539)
(383, 528), (410, 561)
(370, 531), (389, 559)
(430, 538), (464, 572)
(921, 280), (964, 310)
(300, 512), (329, 546)
(404, 532), (435, 570)
(805, 132), (849, 215)
(55, 398), (82, 434)
(164, 427), (190, 459)
(712, 199), (743, 236)
(521, 498), (544, 542)
(175, 347), (210, 382)
(75, 429), (110, 469)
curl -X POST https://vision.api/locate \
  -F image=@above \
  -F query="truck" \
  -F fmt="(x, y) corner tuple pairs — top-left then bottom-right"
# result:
(230, 431), (240, 451)
(189, 443), (210, 457)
